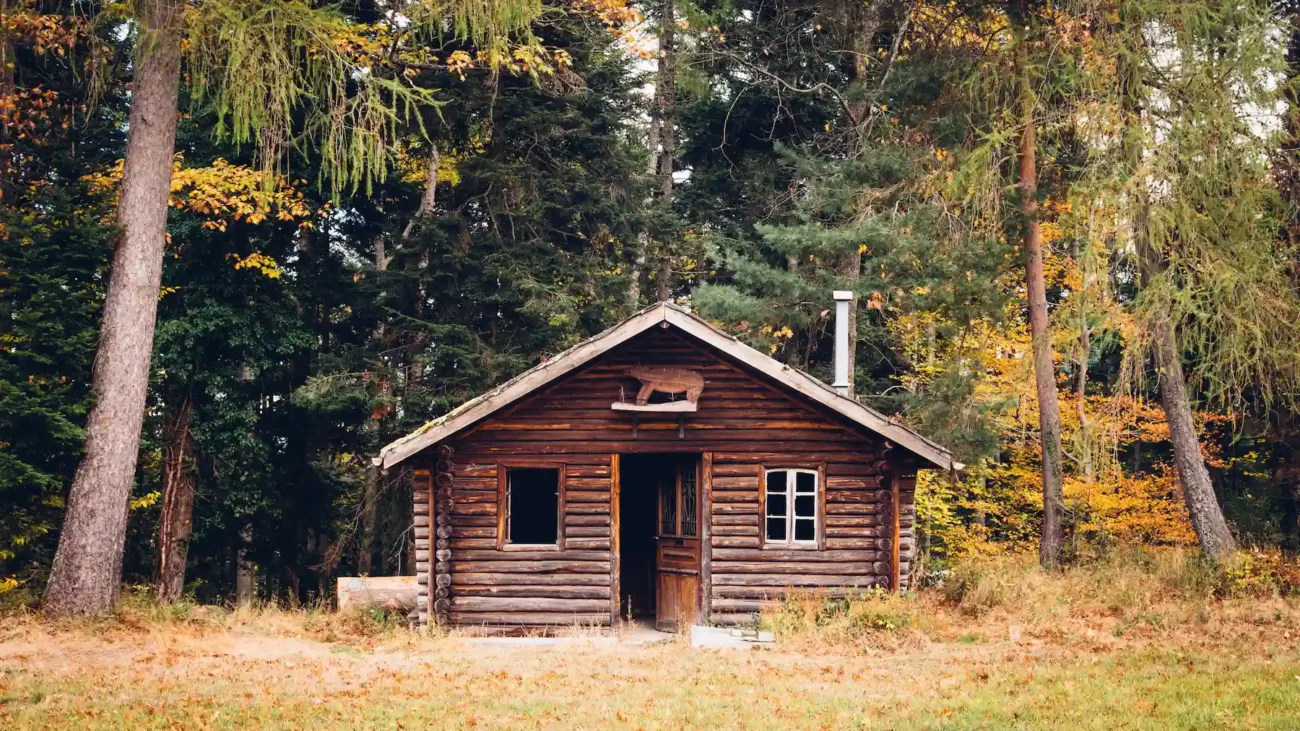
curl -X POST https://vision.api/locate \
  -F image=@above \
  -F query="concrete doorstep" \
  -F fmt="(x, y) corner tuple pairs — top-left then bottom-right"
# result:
(690, 625), (775, 650)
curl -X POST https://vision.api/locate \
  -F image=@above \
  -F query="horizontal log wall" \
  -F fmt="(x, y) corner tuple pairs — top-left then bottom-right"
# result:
(420, 326), (918, 629)
(439, 453), (613, 628)
(707, 457), (893, 623)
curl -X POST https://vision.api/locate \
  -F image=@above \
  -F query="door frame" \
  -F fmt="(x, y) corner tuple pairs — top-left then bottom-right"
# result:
(611, 452), (712, 630)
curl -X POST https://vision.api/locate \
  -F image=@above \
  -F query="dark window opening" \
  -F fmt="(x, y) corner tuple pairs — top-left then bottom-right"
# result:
(507, 468), (559, 545)
(659, 472), (677, 535)
(680, 462), (698, 537)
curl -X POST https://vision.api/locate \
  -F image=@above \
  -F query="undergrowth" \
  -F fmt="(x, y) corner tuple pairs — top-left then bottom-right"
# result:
(762, 545), (1300, 650)
(0, 588), (428, 647)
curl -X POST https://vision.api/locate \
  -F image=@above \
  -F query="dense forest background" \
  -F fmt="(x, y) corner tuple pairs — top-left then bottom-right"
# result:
(4, 0), (1300, 605)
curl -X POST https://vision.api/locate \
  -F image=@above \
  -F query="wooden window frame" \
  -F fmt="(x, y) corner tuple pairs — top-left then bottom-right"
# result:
(496, 463), (566, 552)
(760, 465), (824, 550)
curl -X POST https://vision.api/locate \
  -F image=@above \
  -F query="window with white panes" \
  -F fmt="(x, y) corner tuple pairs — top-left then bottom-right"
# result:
(764, 468), (818, 545)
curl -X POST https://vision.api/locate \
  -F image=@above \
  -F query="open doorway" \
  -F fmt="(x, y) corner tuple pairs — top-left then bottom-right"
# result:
(618, 454), (701, 632)
(618, 455), (661, 620)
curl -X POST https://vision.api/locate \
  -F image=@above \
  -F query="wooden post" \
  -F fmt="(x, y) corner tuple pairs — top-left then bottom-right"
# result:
(609, 453), (621, 626)
(699, 452), (712, 625)
(412, 468), (433, 624)
(889, 468), (901, 593)
(495, 468), (508, 549)
(433, 444), (455, 625)
(816, 462), (827, 551)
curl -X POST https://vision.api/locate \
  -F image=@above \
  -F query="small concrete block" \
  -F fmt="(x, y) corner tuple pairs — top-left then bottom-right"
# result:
(693, 625), (759, 650)
(757, 631), (775, 643)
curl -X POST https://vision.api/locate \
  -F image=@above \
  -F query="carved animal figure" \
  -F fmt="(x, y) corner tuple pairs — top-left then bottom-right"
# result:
(627, 366), (705, 405)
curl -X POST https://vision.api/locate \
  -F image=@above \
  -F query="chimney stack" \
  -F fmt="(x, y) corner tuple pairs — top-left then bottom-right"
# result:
(832, 291), (853, 396)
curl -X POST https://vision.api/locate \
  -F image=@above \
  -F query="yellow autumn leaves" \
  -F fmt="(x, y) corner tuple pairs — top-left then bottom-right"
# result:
(85, 155), (315, 231)
(84, 155), (313, 282)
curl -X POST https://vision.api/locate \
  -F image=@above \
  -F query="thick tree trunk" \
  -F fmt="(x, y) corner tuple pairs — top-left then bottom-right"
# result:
(1152, 320), (1237, 561)
(655, 0), (676, 200)
(830, 2), (883, 398)
(1013, 13), (1065, 569)
(155, 395), (195, 602)
(43, 0), (183, 616)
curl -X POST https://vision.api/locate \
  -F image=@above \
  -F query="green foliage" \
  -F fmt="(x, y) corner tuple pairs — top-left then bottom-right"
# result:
(1116, 0), (1300, 416)
(10, 0), (1300, 604)
(0, 2), (129, 587)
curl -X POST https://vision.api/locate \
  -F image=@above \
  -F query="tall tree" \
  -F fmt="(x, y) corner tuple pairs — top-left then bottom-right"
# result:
(43, 0), (185, 615)
(636, 0), (680, 304)
(1009, 0), (1065, 568)
(1110, 0), (1300, 561)
(44, 0), (551, 614)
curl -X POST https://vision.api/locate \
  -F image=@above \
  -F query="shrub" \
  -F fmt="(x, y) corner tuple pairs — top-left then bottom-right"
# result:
(1215, 549), (1300, 598)
(761, 589), (920, 648)
(940, 555), (1029, 616)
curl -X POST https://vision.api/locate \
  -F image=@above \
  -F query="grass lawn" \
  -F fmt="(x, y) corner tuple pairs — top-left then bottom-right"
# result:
(3, 621), (1298, 729)
(3, 551), (1299, 729)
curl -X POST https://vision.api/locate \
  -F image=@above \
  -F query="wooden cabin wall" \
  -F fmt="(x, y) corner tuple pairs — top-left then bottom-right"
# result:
(411, 327), (921, 629)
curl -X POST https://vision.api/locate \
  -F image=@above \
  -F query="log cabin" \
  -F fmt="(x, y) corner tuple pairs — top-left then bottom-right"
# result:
(375, 298), (957, 631)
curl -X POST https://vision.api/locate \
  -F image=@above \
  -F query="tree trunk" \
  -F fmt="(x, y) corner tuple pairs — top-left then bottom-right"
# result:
(400, 144), (439, 242)
(655, 0), (676, 200)
(357, 469), (378, 575)
(155, 394), (195, 602)
(43, 0), (183, 616)
(1012, 9), (1065, 569)
(629, 107), (661, 309)
(235, 524), (254, 606)
(1152, 320), (1237, 560)
(1074, 239), (1092, 480)
(651, 0), (676, 302)
(830, 1), (882, 398)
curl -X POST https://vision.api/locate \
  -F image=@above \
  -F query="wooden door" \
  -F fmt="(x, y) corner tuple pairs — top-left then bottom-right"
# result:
(655, 457), (701, 632)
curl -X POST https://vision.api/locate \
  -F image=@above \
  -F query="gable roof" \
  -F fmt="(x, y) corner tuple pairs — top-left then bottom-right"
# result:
(375, 302), (957, 471)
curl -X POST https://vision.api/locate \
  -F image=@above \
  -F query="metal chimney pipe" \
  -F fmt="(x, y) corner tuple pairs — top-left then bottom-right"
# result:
(832, 290), (853, 396)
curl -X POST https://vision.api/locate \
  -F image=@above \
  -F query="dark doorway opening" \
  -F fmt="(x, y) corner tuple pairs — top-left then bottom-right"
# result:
(619, 455), (662, 619)
(618, 453), (702, 631)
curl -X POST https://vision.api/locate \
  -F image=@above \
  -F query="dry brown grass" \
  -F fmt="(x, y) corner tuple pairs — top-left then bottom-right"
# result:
(763, 546), (1300, 654)
(2, 548), (1299, 729)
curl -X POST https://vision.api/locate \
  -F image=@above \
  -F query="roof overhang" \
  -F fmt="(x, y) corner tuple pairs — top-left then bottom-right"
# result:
(375, 302), (957, 472)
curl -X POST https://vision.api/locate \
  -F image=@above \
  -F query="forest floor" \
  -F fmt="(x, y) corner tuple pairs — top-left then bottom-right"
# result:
(2, 550), (1300, 729)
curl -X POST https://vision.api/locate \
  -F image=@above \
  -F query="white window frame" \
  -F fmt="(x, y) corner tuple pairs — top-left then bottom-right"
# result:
(763, 468), (819, 547)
